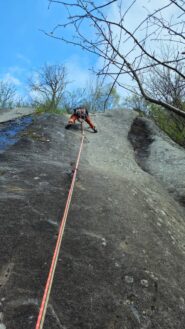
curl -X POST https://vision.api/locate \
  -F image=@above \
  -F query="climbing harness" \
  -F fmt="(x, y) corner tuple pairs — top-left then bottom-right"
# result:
(75, 108), (87, 119)
(35, 122), (85, 329)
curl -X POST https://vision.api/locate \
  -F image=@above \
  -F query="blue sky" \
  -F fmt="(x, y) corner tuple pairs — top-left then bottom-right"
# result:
(0, 0), (97, 99)
(0, 0), (177, 102)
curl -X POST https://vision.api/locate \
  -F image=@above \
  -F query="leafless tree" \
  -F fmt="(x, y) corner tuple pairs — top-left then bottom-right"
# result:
(47, 0), (185, 117)
(62, 79), (120, 112)
(62, 87), (87, 112)
(29, 64), (68, 110)
(146, 46), (185, 110)
(85, 80), (120, 111)
(0, 80), (16, 109)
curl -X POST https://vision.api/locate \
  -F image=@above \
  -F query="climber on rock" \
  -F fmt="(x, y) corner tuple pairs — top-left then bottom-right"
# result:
(65, 106), (98, 133)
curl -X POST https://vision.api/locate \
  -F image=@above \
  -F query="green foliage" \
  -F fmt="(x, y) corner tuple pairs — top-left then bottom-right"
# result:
(124, 93), (185, 146)
(149, 104), (185, 146)
(124, 94), (149, 114)
(35, 101), (67, 115)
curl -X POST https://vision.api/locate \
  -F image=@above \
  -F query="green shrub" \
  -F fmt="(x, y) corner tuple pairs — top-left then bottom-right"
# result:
(149, 104), (185, 146)
(35, 101), (67, 115)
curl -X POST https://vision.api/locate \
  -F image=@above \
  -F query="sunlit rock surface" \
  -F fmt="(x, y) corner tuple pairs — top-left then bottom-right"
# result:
(0, 110), (185, 329)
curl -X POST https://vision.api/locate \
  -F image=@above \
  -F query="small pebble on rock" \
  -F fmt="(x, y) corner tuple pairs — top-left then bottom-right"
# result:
(125, 275), (134, 284)
(141, 279), (149, 288)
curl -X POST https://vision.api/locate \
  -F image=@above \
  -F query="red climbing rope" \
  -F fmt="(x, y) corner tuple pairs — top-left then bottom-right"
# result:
(35, 122), (85, 329)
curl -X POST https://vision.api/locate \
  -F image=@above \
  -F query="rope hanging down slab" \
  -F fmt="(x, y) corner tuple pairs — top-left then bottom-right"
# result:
(35, 124), (85, 329)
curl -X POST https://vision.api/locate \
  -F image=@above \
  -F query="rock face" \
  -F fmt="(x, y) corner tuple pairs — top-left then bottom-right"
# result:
(0, 107), (35, 123)
(0, 110), (185, 329)
(128, 116), (185, 207)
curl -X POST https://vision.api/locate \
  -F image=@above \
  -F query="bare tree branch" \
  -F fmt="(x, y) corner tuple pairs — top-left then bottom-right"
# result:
(47, 0), (185, 117)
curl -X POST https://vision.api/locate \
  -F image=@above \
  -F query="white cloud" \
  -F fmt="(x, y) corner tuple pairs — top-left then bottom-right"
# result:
(28, 89), (43, 102)
(16, 53), (31, 65)
(3, 73), (21, 86)
(110, 0), (176, 29)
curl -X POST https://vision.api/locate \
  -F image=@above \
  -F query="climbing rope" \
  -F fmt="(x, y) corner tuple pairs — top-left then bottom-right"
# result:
(35, 122), (85, 329)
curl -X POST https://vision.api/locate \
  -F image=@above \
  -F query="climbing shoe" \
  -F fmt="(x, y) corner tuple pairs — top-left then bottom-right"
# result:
(93, 127), (98, 133)
(65, 124), (72, 129)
